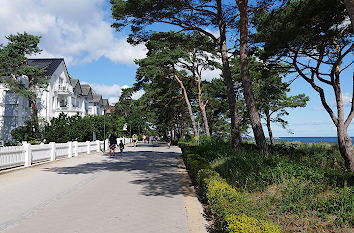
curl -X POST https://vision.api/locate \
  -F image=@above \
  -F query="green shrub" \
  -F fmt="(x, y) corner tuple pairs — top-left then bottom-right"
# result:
(224, 214), (280, 233)
(197, 169), (220, 199)
(185, 154), (210, 179)
(311, 186), (354, 227)
(184, 153), (277, 232)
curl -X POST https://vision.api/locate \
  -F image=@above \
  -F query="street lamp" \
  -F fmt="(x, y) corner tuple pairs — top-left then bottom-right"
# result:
(103, 108), (106, 151)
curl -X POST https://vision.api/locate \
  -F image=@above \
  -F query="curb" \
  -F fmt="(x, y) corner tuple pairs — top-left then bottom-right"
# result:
(177, 154), (208, 233)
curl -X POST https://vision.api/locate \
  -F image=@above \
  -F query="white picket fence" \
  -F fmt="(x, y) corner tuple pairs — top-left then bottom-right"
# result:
(0, 138), (132, 170)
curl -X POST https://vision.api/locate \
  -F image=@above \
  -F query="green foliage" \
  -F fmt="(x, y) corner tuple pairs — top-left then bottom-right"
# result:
(11, 118), (44, 142)
(0, 32), (47, 135)
(311, 187), (354, 227)
(186, 138), (354, 231)
(180, 144), (277, 232)
(43, 113), (125, 143)
(185, 154), (210, 180)
(230, 56), (309, 136)
(225, 214), (280, 233)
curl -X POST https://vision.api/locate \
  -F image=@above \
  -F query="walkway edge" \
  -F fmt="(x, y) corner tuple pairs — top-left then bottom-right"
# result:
(177, 154), (208, 233)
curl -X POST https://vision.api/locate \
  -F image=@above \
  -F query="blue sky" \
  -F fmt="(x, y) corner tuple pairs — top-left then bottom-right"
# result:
(1, 0), (353, 137)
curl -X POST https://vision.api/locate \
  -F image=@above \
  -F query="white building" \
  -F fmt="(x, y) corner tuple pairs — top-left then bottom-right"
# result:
(0, 58), (109, 143)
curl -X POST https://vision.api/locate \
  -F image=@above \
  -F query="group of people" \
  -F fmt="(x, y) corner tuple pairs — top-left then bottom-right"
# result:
(108, 131), (124, 157)
(141, 135), (161, 144)
(108, 131), (173, 157)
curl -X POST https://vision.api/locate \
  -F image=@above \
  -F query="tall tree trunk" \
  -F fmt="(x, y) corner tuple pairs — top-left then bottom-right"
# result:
(265, 110), (274, 144)
(335, 85), (354, 171)
(237, 0), (268, 154)
(216, 0), (242, 151)
(174, 74), (198, 137)
(28, 75), (39, 135)
(337, 124), (354, 171)
(196, 71), (211, 136)
(200, 104), (210, 136)
(344, 0), (354, 33)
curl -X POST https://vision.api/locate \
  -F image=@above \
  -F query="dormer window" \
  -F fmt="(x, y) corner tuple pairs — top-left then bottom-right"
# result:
(59, 77), (63, 86)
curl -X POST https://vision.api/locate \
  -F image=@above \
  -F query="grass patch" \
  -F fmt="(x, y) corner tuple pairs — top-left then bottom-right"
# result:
(180, 137), (354, 232)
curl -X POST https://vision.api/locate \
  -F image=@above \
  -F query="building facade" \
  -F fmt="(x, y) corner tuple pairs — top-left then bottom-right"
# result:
(0, 58), (109, 143)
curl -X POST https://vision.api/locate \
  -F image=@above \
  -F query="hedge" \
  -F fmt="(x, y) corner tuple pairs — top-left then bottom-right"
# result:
(179, 143), (279, 232)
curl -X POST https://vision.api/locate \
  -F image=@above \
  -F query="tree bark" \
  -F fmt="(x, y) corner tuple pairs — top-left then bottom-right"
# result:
(200, 104), (210, 136)
(337, 124), (354, 171)
(28, 75), (39, 135)
(196, 71), (211, 136)
(344, 0), (354, 33)
(217, 0), (242, 151)
(265, 110), (274, 145)
(237, 0), (268, 154)
(173, 74), (198, 137)
(335, 82), (354, 171)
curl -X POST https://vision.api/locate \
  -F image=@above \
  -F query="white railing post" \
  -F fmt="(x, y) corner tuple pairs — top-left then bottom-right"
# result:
(86, 141), (90, 154)
(68, 141), (73, 158)
(96, 140), (100, 152)
(105, 139), (109, 151)
(74, 141), (78, 157)
(50, 142), (56, 161)
(23, 141), (32, 167)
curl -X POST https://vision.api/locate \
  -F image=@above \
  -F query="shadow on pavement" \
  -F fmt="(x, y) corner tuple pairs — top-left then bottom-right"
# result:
(43, 148), (184, 197)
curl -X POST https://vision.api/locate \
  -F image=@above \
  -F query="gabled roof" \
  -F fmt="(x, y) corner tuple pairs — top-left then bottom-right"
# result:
(80, 84), (93, 96)
(70, 78), (82, 95)
(28, 58), (65, 76)
(91, 94), (102, 103)
(102, 99), (109, 107)
(70, 79), (79, 88)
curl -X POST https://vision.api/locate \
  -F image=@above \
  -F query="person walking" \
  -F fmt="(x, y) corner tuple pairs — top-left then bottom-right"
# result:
(167, 134), (172, 149)
(109, 130), (118, 156)
(119, 139), (124, 157)
(132, 134), (138, 147)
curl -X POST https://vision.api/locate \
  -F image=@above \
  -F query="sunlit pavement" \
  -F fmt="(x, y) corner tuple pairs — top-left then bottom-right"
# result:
(0, 142), (189, 233)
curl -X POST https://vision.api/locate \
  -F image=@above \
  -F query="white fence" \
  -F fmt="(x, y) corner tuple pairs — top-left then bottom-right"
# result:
(0, 138), (132, 170)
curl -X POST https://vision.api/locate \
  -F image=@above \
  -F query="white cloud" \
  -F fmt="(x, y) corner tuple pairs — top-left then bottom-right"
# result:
(132, 90), (145, 100)
(0, 0), (147, 66)
(342, 93), (352, 107)
(205, 28), (220, 39)
(90, 84), (127, 97)
(84, 83), (144, 104)
(108, 97), (120, 105)
(202, 68), (222, 81)
(329, 93), (353, 107)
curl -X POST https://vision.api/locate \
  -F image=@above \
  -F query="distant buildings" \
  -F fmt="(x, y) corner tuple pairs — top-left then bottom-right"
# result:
(0, 58), (109, 143)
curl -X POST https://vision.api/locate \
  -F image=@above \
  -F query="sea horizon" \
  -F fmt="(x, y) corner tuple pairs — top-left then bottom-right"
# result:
(271, 136), (354, 144)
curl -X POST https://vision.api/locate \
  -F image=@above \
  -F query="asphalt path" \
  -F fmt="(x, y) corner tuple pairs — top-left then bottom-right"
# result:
(0, 142), (192, 233)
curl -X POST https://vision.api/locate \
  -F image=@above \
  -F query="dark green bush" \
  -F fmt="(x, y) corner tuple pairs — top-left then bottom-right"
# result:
(224, 214), (280, 233)
(182, 151), (278, 232)
(179, 137), (354, 231)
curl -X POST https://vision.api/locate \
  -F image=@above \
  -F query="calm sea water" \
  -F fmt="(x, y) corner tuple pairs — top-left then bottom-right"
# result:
(273, 137), (354, 144)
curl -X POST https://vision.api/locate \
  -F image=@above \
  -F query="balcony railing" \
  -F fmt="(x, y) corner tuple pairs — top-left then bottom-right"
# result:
(55, 107), (83, 113)
(55, 85), (73, 95)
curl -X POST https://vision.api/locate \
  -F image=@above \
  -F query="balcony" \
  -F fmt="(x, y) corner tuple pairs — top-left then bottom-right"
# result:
(54, 85), (73, 95)
(54, 106), (84, 115)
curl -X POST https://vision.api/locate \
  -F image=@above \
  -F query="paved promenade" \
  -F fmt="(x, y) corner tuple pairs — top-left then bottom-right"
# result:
(0, 142), (206, 233)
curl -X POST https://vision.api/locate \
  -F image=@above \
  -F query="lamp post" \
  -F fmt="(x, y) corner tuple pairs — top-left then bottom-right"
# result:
(103, 108), (106, 151)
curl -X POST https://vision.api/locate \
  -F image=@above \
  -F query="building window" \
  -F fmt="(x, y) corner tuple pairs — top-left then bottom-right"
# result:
(59, 98), (67, 107)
